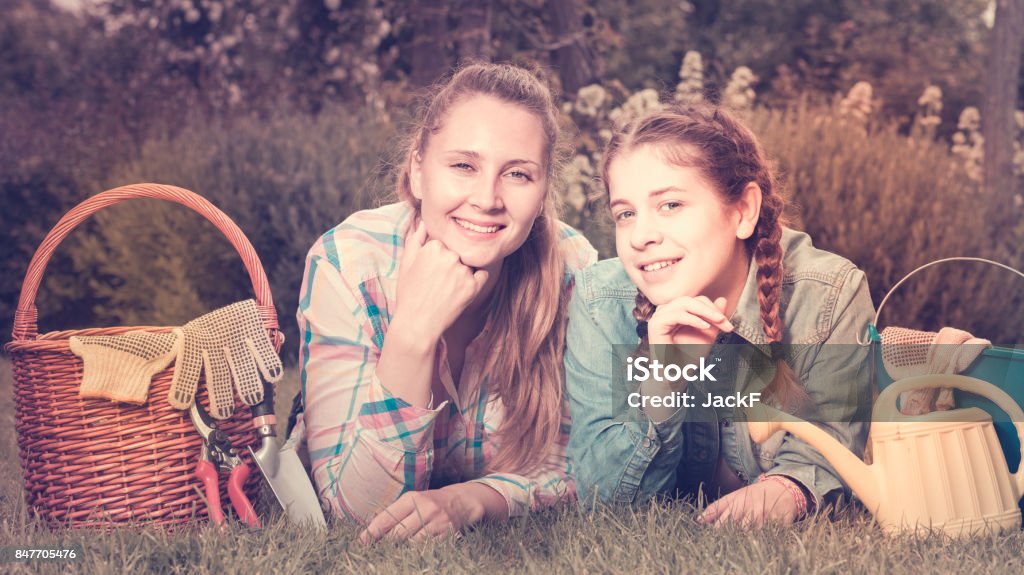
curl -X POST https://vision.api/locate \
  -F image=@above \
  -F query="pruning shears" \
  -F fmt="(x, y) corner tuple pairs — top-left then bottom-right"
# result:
(189, 401), (261, 528)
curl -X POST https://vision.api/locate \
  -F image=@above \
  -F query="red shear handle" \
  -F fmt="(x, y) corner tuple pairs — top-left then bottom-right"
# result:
(196, 459), (225, 526)
(228, 464), (261, 528)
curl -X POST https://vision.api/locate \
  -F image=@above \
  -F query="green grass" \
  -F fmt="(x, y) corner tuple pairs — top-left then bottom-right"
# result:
(2, 356), (1024, 574)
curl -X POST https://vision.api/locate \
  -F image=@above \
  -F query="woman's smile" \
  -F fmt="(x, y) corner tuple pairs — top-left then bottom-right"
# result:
(452, 216), (506, 236)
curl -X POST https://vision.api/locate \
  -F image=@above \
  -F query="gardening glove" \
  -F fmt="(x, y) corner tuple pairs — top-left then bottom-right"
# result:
(881, 326), (989, 415)
(70, 331), (180, 405)
(169, 299), (283, 419)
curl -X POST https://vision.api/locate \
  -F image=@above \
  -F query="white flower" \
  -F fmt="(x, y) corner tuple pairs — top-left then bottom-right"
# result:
(917, 85), (943, 110)
(723, 66), (758, 111)
(228, 83), (242, 106)
(839, 81), (873, 123)
(574, 84), (609, 118)
(675, 51), (704, 103)
(562, 154), (596, 212)
(208, 3), (223, 23)
(957, 107), (981, 132)
(951, 107), (984, 183)
(324, 47), (341, 65)
(913, 85), (943, 134)
(609, 89), (663, 126)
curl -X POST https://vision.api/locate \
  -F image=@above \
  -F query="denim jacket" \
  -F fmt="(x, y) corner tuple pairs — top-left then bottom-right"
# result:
(565, 228), (875, 512)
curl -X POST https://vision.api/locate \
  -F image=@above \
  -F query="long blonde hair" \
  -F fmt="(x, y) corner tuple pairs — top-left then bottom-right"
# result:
(602, 104), (807, 411)
(395, 62), (571, 473)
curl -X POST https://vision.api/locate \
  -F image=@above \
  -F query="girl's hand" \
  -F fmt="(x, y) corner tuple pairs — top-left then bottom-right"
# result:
(648, 296), (734, 347)
(697, 480), (801, 528)
(395, 222), (490, 343)
(358, 483), (506, 543)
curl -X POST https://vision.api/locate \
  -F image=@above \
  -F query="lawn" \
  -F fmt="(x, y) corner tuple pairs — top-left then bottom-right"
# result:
(2, 356), (1023, 574)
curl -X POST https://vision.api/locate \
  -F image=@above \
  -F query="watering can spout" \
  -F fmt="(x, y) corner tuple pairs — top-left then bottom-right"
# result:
(745, 403), (882, 514)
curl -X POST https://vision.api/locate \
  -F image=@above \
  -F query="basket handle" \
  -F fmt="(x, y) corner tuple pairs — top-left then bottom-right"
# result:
(856, 257), (1024, 345)
(11, 183), (282, 345)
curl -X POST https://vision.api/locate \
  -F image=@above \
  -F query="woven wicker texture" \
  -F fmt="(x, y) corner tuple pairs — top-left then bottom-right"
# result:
(5, 183), (282, 528)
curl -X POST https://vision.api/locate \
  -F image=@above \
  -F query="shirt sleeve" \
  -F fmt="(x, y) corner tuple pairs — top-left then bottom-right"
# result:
(564, 271), (690, 506)
(297, 237), (445, 524)
(765, 266), (874, 512)
(557, 222), (599, 274)
(468, 401), (576, 518)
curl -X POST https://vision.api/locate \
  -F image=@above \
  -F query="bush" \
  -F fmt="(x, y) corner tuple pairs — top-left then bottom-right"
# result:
(46, 103), (396, 364)
(748, 102), (1024, 344)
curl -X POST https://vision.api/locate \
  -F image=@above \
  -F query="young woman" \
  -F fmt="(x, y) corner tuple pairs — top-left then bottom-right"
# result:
(293, 63), (596, 541)
(565, 103), (874, 527)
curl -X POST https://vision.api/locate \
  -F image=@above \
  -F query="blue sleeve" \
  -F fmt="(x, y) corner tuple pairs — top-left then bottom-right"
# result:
(564, 274), (690, 507)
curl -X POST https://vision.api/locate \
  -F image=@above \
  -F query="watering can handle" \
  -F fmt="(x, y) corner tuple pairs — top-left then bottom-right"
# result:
(856, 257), (1024, 345)
(875, 374), (1024, 489)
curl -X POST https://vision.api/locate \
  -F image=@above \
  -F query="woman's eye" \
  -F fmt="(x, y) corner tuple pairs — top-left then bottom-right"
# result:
(614, 210), (635, 222)
(452, 162), (474, 171)
(506, 169), (533, 182)
(659, 201), (683, 212)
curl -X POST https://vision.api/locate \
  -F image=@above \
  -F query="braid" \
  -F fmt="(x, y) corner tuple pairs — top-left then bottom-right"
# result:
(753, 195), (785, 343)
(633, 290), (656, 354)
(753, 194), (808, 412)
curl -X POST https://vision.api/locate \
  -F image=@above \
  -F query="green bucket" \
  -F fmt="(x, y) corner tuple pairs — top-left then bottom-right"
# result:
(866, 258), (1024, 471)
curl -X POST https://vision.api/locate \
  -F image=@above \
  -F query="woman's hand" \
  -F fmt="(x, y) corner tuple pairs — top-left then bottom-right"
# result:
(375, 222), (491, 407)
(647, 295), (734, 347)
(358, 483), (507, 543)
(697, 480), (801, 528)
(394, 221), (490, 343)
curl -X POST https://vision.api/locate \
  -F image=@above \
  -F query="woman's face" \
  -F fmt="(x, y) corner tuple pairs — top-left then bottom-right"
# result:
(410, 94), (548, 275)
(607, 145), (758, 306)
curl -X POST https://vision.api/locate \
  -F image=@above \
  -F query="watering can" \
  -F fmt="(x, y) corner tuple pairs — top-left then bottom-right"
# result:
(747, 374), (1024, 536)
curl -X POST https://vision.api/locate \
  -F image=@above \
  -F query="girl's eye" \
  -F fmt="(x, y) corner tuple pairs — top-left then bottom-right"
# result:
(452, 162), (474, 171)
(659, 201), (683, 212)
(614, 210), (635, 222)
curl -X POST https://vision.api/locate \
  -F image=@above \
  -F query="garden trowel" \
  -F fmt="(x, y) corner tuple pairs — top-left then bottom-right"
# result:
(249, 383), (327, 529)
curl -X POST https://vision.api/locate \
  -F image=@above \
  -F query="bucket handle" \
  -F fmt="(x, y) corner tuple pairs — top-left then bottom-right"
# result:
(856, 257), (1024, 345)
(10, 183), (281, 346)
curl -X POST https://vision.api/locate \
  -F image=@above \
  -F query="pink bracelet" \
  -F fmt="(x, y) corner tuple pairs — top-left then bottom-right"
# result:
(758, 473), (810, 520)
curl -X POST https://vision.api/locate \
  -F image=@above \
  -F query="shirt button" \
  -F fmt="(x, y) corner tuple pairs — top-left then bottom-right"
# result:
(723, 418), (732, 428)
(697, 448), (709, 460)
(642, 437), (654, 449)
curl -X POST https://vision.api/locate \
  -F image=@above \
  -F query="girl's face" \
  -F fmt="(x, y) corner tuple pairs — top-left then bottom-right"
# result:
(607, 145), (760, 307)
(410, 94), (547, 276)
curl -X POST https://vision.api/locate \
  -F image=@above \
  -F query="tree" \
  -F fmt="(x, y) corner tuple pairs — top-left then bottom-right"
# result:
(456, 0), (493, 62)
(410, 0), (450, 86)
(550, 0), (600, 93)
(983, 0), (1024, 233)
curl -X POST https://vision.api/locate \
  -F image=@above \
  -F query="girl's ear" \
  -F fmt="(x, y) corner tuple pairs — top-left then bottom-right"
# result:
(409, 150), (424, 201)
(735, 182), (763, 240)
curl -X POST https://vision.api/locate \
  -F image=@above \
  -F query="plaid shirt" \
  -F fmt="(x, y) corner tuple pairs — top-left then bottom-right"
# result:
(295, 202), (597, 522)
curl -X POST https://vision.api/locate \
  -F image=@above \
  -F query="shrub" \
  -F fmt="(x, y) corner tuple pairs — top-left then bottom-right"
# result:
(49, 103), (396, 364)
(748, 101), (1024, 344)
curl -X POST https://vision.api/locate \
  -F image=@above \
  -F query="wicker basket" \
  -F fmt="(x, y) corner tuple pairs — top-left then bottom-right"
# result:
(4, 183), (284, 528)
